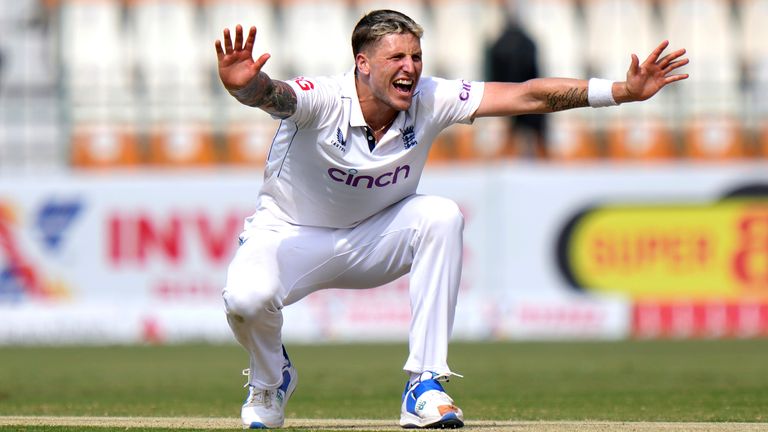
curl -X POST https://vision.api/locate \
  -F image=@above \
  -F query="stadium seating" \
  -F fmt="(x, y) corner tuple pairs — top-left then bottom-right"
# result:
(147, 122), (217, 166)
(516, 0), (584, 78)
(682, 116), (749, 161)
(0, 0), (764, 169)
(427, 124), (478, 164)
(59, 0), (134, 107)
(280, 0), (353, 77)
(431, 0), (503, 80)
(426, 132), (454, 164)
(0, 114), (63, 171)
(0, 1), (62, 170)
(0, 7), (56, 95)
(223, 112), (278, 166)
(546, 114), (600, 161)
(583, 0), (658, 81)
(660, 0), (741, 117)
(740, 0), (768, 119)
(203, 0), (283, 85)
(130, 0), (211, 108)
(472, 117), (514, 159)
(605, 116), (677, 161)
(759, 121), (768, 157)
(70, 123), (143, 168)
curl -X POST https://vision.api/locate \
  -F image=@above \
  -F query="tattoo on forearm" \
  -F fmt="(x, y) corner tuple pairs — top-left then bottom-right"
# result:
(545, 87), (588, 111)
(229, 74), (297, 118)
(258, 81), (297, 118)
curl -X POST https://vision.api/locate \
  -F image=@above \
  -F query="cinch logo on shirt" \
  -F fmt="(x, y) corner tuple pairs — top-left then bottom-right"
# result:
(459, 80), (472, 101)
(327, 165), (411, 188)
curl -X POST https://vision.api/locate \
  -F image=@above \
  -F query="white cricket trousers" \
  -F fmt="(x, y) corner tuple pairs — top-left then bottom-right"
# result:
(222, 194), (464, 389)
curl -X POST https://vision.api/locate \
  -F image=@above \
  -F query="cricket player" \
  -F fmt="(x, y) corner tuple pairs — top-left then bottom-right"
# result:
(215, 9), (688, 429)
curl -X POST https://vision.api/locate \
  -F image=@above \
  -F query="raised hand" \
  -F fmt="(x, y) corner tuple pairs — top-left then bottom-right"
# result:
(623, 40), (689, 102)
(215, 25), (271, 92)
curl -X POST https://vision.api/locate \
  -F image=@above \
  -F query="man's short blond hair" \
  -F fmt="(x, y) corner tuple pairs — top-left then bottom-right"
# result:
(351, 9), (423, 56)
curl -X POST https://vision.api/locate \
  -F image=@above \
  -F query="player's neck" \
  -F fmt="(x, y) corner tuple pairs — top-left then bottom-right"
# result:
(355, 75), (398, 135)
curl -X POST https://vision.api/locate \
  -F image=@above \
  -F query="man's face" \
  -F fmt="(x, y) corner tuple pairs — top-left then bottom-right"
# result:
(360, 33), (423, 112)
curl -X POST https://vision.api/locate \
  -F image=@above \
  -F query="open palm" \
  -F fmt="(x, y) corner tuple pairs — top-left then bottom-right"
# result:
(215, 25), (271, 92)
(625, 40), (689, 101)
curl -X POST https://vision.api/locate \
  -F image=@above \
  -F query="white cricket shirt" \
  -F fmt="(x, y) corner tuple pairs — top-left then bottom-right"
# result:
(252, 70), (485, 229)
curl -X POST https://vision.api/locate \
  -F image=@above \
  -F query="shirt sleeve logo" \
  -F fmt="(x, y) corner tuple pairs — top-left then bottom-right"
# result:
(294, 77), (315, 91)
(459, 80), (472, 101)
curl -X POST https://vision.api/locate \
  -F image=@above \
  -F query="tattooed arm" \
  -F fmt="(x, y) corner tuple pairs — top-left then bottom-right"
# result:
(215, 25), (297, 119)
(473, 40), (688, 119)
(541, 81), (590, 111)
(228, 73), (297, 119)
(474, 78), (590, 117)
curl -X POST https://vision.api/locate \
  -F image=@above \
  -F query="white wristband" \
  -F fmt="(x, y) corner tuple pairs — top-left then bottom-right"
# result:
(587, 78), (618, 108)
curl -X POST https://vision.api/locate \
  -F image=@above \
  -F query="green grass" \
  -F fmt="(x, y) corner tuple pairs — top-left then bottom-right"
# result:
(1, 340), (767, 428)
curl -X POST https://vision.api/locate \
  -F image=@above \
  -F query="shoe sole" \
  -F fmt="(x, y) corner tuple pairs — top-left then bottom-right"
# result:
(400, 412), (464, 429)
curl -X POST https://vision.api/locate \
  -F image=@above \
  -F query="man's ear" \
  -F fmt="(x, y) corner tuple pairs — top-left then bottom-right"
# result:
(355, 53), (370, 75)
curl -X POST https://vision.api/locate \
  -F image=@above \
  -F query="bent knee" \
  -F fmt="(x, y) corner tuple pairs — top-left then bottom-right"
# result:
(417, 196), (464, 231)
(222, 285), (282, 322)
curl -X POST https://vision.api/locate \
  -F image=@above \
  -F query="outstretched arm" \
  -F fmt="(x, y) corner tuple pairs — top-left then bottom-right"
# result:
(215, 25), (297, 119)
(474, 40), (689, 118)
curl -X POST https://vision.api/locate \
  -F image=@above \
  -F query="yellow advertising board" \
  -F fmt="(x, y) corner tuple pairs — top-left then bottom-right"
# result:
(558, 198), (768, 300)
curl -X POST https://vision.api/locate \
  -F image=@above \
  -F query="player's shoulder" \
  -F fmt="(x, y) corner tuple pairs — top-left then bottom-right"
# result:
(284, 74), (343, 95)
(278, 73), (347, 126)
(415, 75), (480, 104)
(414, 75), (441, 95)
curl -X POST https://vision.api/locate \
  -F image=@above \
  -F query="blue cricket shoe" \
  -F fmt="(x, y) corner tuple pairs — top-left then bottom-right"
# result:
(241, 345), (298, 429)
(400, 371), (464, 429)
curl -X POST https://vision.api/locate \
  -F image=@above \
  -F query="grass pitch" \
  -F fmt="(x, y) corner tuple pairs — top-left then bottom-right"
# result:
(0, 340), (767, 430)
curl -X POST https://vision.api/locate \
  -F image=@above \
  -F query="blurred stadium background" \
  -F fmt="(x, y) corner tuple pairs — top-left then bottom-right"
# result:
(1, 0), (767, 168)
(1, 0), (768, 346)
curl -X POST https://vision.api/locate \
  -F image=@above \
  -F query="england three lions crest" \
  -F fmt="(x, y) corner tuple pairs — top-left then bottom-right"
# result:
(400, 125), (418, 150)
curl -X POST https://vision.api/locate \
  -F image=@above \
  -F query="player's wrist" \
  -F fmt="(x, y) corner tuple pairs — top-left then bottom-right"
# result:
(227, 73), (270, 106)
(587, 78), (619, 108)
(227, 79), (259, 99)
(612, 82), (636, 104)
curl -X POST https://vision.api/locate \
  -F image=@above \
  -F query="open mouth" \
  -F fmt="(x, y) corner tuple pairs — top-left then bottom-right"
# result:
(393, 79), (414, 95)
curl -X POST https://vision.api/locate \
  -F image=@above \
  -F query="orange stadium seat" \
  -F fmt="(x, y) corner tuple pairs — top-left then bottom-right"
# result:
(473, 116), (515, 159)
(757, 120), (768, 158)
(426, 133), (452, 165)
(426, 124), (477, 164)
(71, 123), (142, 168)
(224, 121), (277, 166)
(453, 124), (478, 161)
(546, 115), (599, 161)
(683, 116), (749, 161)
(147, 123), (217, 167)
(605, 117), (676, 161)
